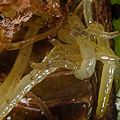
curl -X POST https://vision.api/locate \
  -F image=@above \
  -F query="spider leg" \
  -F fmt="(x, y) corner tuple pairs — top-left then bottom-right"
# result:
(96, 60), (115, 118)
(30, 44), (81, 71)
(92, 41), (118, 61)
(92, 29), (118, 118)
(93, 23), (115, 54)
(0, 67), (58, 119)
(86, 28), (120, 39)
(91, 41), (117, 59)
(89, 25), (118, 118)
(27, 91), (58, 120)
(92, 40), (117, 118)
(74, 40), (96, 79)
(88, 24), (119, 56)
(31, 44), (81, 75)
(83, 0), (95, 27)
(45, 50), (81, 64)
(41, 44), (81, 64)
(31, 60), (78, 71)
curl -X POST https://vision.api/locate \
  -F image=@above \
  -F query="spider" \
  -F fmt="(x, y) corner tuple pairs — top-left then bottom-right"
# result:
(30, 0), (120, 118)
(0, 0), (119, 119)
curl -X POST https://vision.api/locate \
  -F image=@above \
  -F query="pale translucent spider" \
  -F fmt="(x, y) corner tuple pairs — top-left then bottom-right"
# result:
(0, 0), (119, 119)
(31, 0), (120, 118)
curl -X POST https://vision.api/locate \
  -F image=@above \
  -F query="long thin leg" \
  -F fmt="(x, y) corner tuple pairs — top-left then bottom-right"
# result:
(91, 29), (117, 118)
(91, 41), (118, 60)
(91, 41), (118, 61)
(94, 23), (116, 55)
(45, 51), (81, 63)
(83, 0), (95, 27)
(30, 60), (78, 71)
(96, 60), (115, 118)
(27, 91), (58, 120)
(0, 67), (58, 119)
(86, 28), (120, 39)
